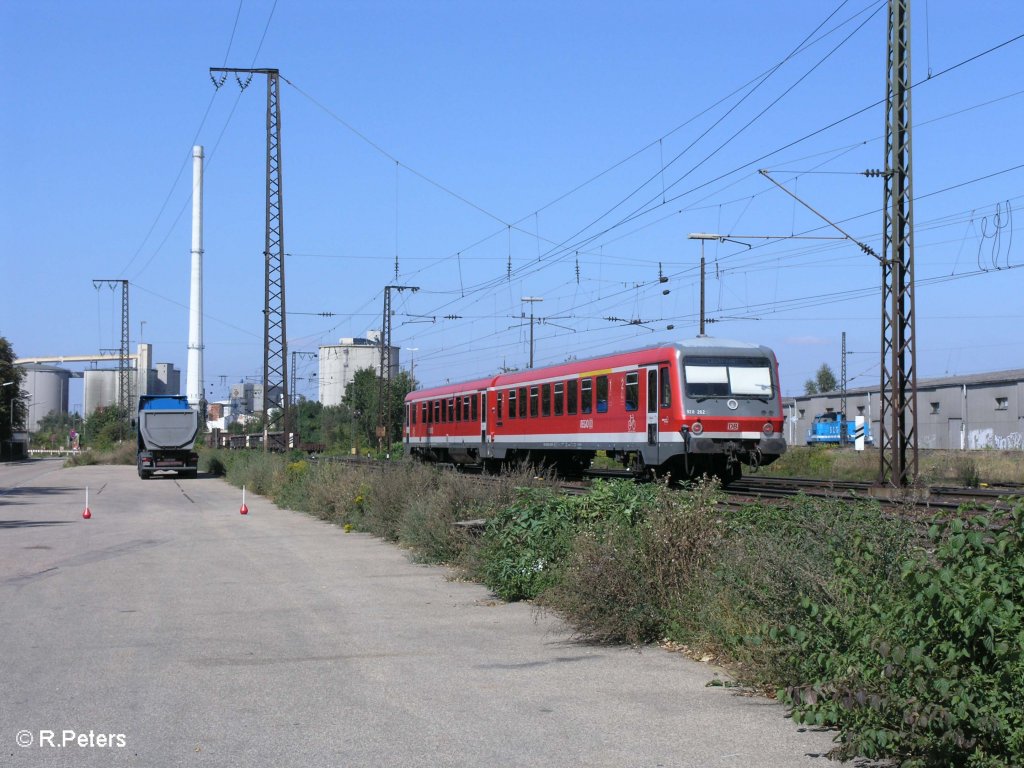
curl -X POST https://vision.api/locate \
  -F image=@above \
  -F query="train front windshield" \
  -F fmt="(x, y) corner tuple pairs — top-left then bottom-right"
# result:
(683, 356), (774, 400)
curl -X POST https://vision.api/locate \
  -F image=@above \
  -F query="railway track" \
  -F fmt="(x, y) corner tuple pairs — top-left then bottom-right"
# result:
(728, 474), (1020, 514)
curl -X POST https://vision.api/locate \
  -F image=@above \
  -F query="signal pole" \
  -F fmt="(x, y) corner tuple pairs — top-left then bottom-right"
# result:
(210, 67), (288, 451)
(840, 331), (848, 445)
(687, 234), (720, 335)
(522, 297), (544, 367)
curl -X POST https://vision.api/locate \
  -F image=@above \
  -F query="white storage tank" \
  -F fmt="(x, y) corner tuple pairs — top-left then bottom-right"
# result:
(20, 364), (72, 431)
(318, 336), (398, 407)
(83, 369), (120, 416)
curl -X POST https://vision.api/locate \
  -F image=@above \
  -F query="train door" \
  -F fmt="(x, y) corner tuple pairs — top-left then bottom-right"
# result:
(644, 366), (659, 458)
(479, 391), (488, 457)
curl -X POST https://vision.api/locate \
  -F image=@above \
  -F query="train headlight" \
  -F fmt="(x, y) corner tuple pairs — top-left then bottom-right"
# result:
(762, 422), (774, 436)
(691, 421), (704, 435)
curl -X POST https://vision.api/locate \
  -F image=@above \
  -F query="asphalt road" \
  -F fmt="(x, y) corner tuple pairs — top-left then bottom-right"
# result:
(1, 459), (838, 767)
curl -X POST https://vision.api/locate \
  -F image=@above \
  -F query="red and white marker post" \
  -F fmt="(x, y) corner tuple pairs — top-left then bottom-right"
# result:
(240, 485), (248, 515)
(82, 486), (92, 519)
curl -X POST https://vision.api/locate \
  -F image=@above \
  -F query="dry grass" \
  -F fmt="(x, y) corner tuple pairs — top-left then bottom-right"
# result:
(762, 446), (1023, 485)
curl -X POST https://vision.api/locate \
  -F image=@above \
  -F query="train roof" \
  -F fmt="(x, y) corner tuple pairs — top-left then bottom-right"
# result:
(407, 336), (776, 401)
(407, 376), (496, 402)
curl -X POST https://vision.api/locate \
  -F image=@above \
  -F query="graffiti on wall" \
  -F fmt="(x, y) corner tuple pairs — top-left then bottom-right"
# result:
(967, 429), (1024, 450)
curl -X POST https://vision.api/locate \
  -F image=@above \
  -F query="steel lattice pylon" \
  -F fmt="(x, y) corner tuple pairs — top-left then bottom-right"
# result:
(878, 0), (918, 486)
(93, 279), (130, 438)
(378, 285), (418, 451)
(263, 70), (288, 450)
(210, 67), (288, 451)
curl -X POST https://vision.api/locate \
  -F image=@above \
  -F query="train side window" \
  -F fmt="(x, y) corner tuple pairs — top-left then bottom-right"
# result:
(660, 366), (671, 408)
(497, 392), (503, 420)
(448, 399), (455, 422)
(554, 382), (564, 416)
(464, 396), (471, 421)
(529, 386), (539, 418)
(596, 375), (609, 413)
(457, 398), (463, 422)
(581, 378), (592, 414)
(507, 389), (516, 419)
(410, 404), (415, 426)
(647, 369), (658, 414)
(518, 387), (527, 418)
(541, 384), (551, 417)
(567, 380), (577, 415)
(625, 371), (639, 411)
(473, 394), (479, 421)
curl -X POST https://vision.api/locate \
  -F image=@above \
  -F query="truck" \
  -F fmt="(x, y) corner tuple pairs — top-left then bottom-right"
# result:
(137, 395), (200, 479)
(806, 412), (873, 446)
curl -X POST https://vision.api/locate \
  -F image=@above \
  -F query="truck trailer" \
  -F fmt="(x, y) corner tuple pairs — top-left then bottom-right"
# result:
(137, 395), (200, 479)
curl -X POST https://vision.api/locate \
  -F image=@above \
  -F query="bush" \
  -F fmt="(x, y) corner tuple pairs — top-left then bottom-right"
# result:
(64, 441), (135, 467)
(200, 450), (227, 476)
(221, 450), (280, 497)
(544, 479), (723, 644)
(779, 501), (1024, 765)
(481, 486), (576, 601)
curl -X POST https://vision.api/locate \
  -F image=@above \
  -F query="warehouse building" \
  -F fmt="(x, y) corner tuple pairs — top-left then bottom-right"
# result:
(786, 368), (1024, 451)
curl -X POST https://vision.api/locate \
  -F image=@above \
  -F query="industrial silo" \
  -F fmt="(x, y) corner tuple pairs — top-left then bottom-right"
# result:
(83, 369), (120, 416)
(318, 337), (396, 407)
(20, 364), (71, 431)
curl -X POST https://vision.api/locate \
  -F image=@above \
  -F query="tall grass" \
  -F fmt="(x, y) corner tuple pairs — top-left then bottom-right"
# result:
(763, 446), (1023, 485)
(64, 441), (136, 467)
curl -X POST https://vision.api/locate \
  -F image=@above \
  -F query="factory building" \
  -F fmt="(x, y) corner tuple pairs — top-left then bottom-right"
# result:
(318, 333), (398, 407)
(16, 344), (181, 429)
(81, 345), (180, 417)
(787, 368), (1024, 451)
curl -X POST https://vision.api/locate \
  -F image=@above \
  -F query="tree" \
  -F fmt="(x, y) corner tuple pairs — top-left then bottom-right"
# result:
(82, 405), (129, 450)
(341, 367), (416, 454)
(1, 335), (27, 445)
(804, 363), (838, 395)
(31, 409), (83, 449)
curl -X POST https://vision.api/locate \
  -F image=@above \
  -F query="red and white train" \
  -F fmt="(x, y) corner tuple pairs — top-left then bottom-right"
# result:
(404, 338), (786, 484)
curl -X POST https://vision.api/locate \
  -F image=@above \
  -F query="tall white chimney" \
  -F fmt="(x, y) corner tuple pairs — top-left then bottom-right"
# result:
(186, 145), (204, 408)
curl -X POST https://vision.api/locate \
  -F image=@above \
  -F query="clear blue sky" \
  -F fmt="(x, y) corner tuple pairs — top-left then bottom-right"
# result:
(2, 0), (1022, 409)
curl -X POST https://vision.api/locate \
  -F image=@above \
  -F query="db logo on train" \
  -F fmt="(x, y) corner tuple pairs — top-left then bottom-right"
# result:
(727, 422), (740, 431)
